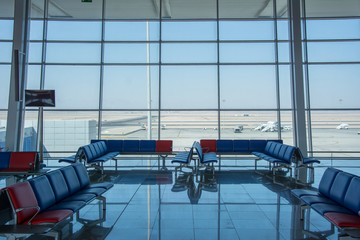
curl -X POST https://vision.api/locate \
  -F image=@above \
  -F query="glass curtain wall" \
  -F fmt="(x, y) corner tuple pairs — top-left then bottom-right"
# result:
(16, 0), (360, 164)
(0, 0), (14, 151)
(303, 0), (360, 158)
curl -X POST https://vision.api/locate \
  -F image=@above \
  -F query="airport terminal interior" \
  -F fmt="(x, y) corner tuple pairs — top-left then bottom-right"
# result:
(0, 0), (360, 239)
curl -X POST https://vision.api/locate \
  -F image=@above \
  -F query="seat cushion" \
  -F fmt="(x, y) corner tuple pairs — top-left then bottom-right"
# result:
(291, 189), (320, 198)
(324, 212), (360, 228)
(25, 209), (73, 225)
(311, 203), (354, 216)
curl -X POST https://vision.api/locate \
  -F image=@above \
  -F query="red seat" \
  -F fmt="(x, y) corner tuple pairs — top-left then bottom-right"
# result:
(7, 152), (37, 171)
(6, 182), (39, 224)
(156, 140), (172, 153)
(200, 139), (217, 153)
(324, 212), (360, 228)
(25, 209), (73, 225)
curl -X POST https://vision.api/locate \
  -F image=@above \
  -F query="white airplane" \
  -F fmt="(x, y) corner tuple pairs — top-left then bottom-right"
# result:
(254, 121), (292, 132)
(336, 123), (349, 130)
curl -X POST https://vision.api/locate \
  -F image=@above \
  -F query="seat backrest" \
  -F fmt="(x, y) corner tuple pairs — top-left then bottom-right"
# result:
(200, 139), (217, 153)
(72, 163), (90, 188)
(194, 141), (203, 162)
(329, 172), (353, 205)
(281, 145), (296, 164)
(156, 140), (172, 153)
(6, 181), (39, 224)
(81, 145), (95, 162)
(122, 140), (140, 152)
(0, 152), (11, 170)
(60, 166), (82, 194)
(233, 140), (249, 153)
(216, 140), (233, 153)
(319, 168), (341, 198)
(139, 140), (156, 153)
(249, 140), (267, 152)
(107, 140), (123, 152)
(8, 152), (37, 171)
(29, 176), (57, 212)
(264, 141), (274, 155)
(46, 170), (70, 202)
(343, 176), (360, 214)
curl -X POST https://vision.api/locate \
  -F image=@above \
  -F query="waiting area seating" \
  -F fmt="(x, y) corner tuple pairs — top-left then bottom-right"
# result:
(0, 163), (112, 239)
(292, 167), (360, 239)
(59, 140), (173, 173)
(0, 152), (46, 180)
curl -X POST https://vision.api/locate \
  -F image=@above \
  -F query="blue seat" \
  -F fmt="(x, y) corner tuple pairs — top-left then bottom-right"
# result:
(122, 140), (140, 153)
(171, 142), (195, 174)
(0, 152), (11, 170)
(139, 140), (156, 153)
(233, 140), (249, 153)
(216, 140), (233, 153)
(107, 140), (123, 152)
(249, 140), (268, 152)
(194, 141), (218, 174)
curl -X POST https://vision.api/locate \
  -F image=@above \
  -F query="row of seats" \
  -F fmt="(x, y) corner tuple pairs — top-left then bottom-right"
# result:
(200, 139), (283, 154)
(91, 139), (173, 154)
(0, 152), (41, 173)
(292, 168), (360, 233)
(59, 140), (174, 173)
(0, 163), (112, 237)
(171, 141), (219, 175)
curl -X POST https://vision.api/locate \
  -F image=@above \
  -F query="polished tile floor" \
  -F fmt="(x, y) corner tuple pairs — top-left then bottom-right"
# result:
(2, 166), (360, 240)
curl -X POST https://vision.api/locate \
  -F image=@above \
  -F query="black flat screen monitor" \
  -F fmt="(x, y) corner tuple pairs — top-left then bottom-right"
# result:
(25, 90), (55, 107)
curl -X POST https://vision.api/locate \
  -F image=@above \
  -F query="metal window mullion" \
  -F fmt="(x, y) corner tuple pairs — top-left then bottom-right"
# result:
(274, 0), (282, 141)
(158, 0), (162, 141)
(301, 0), (313, 157)
(97, 0), (106, 140)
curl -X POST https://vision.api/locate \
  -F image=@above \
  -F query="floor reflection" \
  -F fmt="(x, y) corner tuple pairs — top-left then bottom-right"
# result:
(0, 169), (348, 240)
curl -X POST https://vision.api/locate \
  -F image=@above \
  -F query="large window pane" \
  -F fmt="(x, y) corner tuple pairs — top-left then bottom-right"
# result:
(101, 111), (158, 140)
(162, 21), (217, 41)
(48, 0), (102, 19)
(161, 43), (217, 63)
(0, 65), (11, 109)
(280, 111), (293, 145)
(220, 43), (275, 63)
(105, 0), (160, 19)
(46, 43), (101, 63)
(220, 111), (279, 139)
(279, 65), (292, 109)
(29, 20), (44, 40)
(105, 21), (159, 41)
(162, 0), (217, 19)
(102, 66), (159, 109)
(219, 0), (274, 19)
(308, 64), (360, 108)
(307, 42), (360, 63)
(0, 20), (13, 40)
(26, 65), (41, 90)
(220, 65), (277, 109)
(47, 21), (102, 41)
(220, 21), (274, 40)
(306, 19), (360, 40)
(0, 0), (14, 17)
(44, 66), (100, 109)
(42, 111), (99, 164)
(104, 43), (159, 63)
(305, 0), (360, 18)
(31, 0), (44, 18)
(0, 42), (12, 63)
(161, 66), (218, 109)
(28, 42), (43, 63)
(310, 111), (360, 157)
(160, 111), (218, 151)
(0, 111), (7, 151)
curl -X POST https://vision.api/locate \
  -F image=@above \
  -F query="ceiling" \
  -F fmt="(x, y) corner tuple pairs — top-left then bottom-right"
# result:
(0, 0), (359, 19)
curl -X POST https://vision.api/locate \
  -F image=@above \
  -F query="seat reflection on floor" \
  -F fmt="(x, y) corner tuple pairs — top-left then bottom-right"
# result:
(1, 168), (355, 240)
(171, 170), (217, 204)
